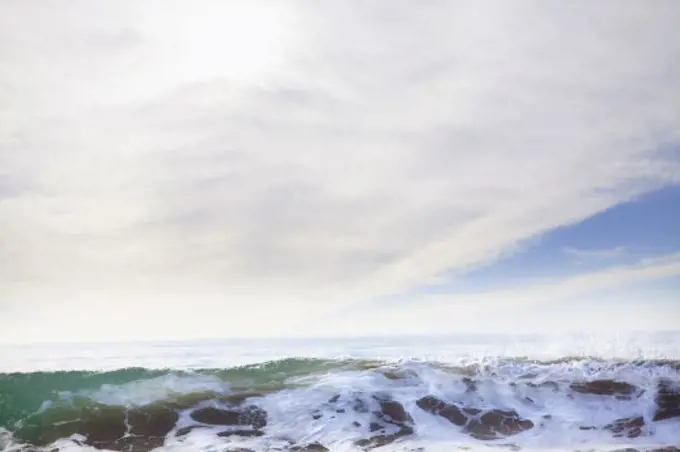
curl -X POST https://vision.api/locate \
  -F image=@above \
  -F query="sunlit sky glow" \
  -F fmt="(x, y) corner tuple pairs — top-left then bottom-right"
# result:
(1, 0), (679, 343)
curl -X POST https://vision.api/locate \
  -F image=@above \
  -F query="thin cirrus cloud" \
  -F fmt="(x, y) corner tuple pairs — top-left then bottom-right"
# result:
(312, 252), (680, 337)
(1, 0), (680, 341)
(563, 246), (627, 260)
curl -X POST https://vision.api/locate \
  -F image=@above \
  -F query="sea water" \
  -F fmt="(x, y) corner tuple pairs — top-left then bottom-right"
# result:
(1, 331), (679, 451)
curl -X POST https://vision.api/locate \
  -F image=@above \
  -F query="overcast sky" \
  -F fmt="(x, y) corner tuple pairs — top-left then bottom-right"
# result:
(1, 0), (679, 343)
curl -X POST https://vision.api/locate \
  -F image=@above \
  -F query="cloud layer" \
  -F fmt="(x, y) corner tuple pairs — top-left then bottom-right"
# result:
(1, 1), (680, 340)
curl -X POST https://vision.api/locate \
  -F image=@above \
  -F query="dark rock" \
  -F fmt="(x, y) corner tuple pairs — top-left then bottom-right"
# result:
(416, 396), (467, 426)
(15, 405), (128, 448)
(191, 407), (240, 425)
(375, 398), (411, 425)
(352, 421), (361, 427)
(127, 405), (179, 439)
(604, 416), (645, 438)
(328, 394), (340, 403)
(355, 426), (414, 450)
(570, 380), (639, 396)
(216, 429), (264, 437)
(356, 398), (414, 450)
(463, 407), (482, 416)
(291, 443), (330, 451)
(654, 379), (680, 421)
(380, 368), (418, 381)
(369, 422), (382, 432)
(190, 405), (267, 428)
(175, 425), (209, 437)
(465, 409), (534, 440)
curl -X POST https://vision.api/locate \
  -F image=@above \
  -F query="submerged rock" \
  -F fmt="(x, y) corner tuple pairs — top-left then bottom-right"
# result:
(465, 409), (534, 440)
(15, 403), (182, 451)
(654, 379), (680, 422)
(355, 396), (414, 450)
(570, 380), (640, 398)
(416, 396), (467, 426)
(375, 398), (411, 425)
(15, 405), (126, 448)
(291, 443), (330, 451)
(416, 395), (533, 440)
(605, 416), (645, 438)
(127, 405), (179, 440)
(190, 405), (267, 429)
(216, 429), (264, 437)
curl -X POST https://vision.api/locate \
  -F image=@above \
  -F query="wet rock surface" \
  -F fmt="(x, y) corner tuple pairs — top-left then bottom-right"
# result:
(604, 416), (645, 438)
(190, 405), (267, 429)
(416, 396), (467, 426)
(290, 443), (330, 451)
(355, 396), (414, 450)
(416, 396), (533, 440)
(466, 409), (534, 440)
(216, 429), (265, 437)
(570, 380), (640, 398)
(654, 379), (680, 421)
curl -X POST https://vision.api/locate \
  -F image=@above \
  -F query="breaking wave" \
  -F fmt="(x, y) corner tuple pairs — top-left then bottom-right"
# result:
(1, 357), (679, 451)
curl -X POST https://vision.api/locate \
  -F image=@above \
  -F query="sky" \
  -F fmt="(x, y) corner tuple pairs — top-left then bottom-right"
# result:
(1, 0), (679, 343)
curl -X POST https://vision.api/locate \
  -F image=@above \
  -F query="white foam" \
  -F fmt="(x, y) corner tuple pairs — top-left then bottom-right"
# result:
(58, 372), (231, 407)
(154, 359), (680, 451)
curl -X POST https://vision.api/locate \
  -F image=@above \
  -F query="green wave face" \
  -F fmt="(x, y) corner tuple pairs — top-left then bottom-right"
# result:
(0, 367), (169, 429)
(0, 358), (363, 430)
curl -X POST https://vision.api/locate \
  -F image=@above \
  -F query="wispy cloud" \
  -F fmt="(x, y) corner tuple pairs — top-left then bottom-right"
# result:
(563, 246), (627, 260)
(309, 251), (680, 336)
(1, 1), (680, 340)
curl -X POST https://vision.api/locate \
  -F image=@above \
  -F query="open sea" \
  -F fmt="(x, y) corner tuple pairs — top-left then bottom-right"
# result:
(1, 331), (679, 452)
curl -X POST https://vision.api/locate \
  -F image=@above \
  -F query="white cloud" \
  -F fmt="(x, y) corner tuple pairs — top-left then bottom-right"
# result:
(1, 1), (680, 341)
(307, 252), (680, 337)
(564, 246), (626, 260)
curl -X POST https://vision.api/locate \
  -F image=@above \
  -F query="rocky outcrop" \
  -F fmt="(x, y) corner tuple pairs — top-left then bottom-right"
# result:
(190, 405), (267, 429)
(216, 429), (264, 437)
(310, 392), (415, 450)
(416, 396), (533, 440)
(654, 379), (680, 422)
(416, 396), (467, 426)
(570, 380), (640, 399)
(355, 396), (414, 450)
(291, 443), (330, 451)
(466, 409), (534, 440)
(604, 416), (645, 438)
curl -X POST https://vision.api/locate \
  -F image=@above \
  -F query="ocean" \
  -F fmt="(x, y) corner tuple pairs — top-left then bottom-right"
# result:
(1, 331), (679, 452)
